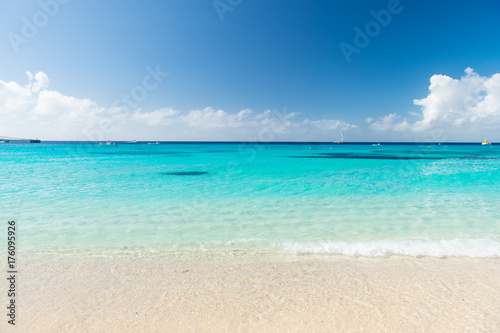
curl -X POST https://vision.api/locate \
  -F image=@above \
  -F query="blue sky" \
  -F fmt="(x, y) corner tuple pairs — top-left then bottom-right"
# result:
(1, 0), (499, 141)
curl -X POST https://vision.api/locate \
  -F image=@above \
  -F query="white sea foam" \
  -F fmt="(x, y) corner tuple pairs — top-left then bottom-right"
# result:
(279, 237), (500, 258)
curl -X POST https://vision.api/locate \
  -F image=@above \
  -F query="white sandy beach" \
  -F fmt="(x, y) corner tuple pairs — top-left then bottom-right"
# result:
(6, 250), (499, 332)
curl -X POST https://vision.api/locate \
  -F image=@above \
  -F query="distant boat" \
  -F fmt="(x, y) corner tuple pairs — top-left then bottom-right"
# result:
(99, 141), (117, 147)
(481, 139), (492, 146)
(372, 143), (380, 147)
(147, 142), (159, 145)
(0, 136), (39, 143)
(334, 131), (345, 144)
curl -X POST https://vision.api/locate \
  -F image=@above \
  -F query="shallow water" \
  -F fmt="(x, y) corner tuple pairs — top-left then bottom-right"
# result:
(1, 142), (499, 257)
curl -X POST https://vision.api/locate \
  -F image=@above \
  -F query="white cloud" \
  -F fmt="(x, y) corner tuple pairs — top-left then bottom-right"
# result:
(412, 67), (500, 130)
(131, 107), (178, 126)
(302, 119), (358, 131)
(180, 107), (253, 128)
(370, 68), (500, 139)
(370, 113), (409, 132)
(252, 110), (300, 133)
(27, 71), (49, 93)
(0, 71), (358, 141)
(0, 72), (124, 140)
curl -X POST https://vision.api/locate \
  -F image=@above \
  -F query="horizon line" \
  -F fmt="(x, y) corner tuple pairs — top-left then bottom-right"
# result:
(1, 140), (495, 145)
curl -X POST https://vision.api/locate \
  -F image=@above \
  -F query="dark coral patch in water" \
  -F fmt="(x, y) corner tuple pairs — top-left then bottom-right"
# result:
(92, 152), (188, 155)
(289, 153), (499, 160)
(309, 154), (442, 160)
(161, 171), (209, 176)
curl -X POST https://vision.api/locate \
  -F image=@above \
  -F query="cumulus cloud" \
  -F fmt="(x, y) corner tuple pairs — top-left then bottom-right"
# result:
(0, 71), (357, 141)
(413, 67), (500, 130)
(370, 68), (500, 139)
(27, 71), (49, 93)
(0, 71), (127, 140)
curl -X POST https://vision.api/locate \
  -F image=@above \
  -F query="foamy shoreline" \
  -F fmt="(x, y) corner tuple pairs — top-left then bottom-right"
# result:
(9, 251), (500, 332)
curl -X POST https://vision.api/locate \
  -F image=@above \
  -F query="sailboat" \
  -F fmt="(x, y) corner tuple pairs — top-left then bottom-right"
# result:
(334, 131), (345, 144)
(481, 139), (492, 146)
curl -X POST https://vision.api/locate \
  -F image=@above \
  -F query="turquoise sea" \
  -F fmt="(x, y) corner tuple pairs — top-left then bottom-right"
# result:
(1, 142), (499, 257)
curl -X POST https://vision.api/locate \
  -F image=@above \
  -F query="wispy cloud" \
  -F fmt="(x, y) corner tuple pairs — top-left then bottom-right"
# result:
(179, 107), (253, 128)
(369, 113), (409, 132)
(303, 119), (358, 131)
(0, 72), (357, 141)
(130, 108), (178, 126)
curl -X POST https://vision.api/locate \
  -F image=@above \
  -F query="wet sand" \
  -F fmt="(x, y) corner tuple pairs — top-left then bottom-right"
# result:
(8, 250), (500, 332)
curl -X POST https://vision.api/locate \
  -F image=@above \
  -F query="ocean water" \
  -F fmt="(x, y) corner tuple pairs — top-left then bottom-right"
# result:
(1, 142), (499, 257)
